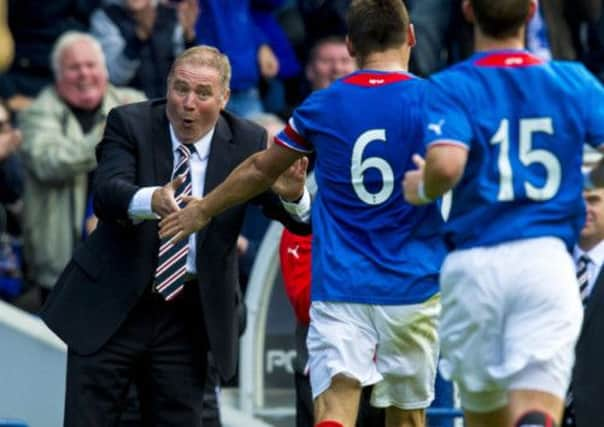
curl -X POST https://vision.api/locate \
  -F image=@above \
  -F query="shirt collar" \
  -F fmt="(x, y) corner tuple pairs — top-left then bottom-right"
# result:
(169, 124), (214, 161)
(574, 240), (604, 267)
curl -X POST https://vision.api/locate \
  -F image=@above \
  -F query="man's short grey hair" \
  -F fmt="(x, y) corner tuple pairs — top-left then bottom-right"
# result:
(168, 45), (232, 91)
(50, 31), (107, 79)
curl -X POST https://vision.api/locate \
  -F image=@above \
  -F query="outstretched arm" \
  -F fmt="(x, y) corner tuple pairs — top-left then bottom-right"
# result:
(159, 143), (303, 242)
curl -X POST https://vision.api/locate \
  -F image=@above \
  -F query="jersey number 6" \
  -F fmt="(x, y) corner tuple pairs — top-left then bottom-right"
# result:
(350, 129), (394, 205)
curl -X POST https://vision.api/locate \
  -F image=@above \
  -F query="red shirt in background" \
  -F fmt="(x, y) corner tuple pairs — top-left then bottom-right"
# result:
(279, 229), (312, 325)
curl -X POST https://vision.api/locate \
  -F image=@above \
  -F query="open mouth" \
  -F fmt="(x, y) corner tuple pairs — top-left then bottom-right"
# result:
(182, 118), (194, 127)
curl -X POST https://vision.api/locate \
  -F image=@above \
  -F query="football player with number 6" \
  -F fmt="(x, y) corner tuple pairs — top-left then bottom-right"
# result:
(159, 1), (447, 426)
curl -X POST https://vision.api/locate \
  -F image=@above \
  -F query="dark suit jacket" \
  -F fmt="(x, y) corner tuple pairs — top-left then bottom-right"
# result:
(573, 264), (604, 427)
(41, 99), (310, 381)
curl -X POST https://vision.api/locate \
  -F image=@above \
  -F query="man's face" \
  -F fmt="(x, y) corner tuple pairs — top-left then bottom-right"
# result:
(306, 41), (356, 90)
(581, 188), (604, 247)
(56, 40), (107, 110)
(166, 63), (229, 144)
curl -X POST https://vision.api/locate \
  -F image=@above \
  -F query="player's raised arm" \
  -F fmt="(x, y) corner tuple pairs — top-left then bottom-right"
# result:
(159, 143), (304, 242)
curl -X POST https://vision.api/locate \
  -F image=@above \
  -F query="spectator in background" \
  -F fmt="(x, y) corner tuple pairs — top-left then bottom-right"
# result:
(303, 35), (355, 96)
(0, 0), (14, 72)
(90, 0), (199, 99)
(297, 0), (349, 59)
(563, 185), (604, 427)
(0, 99), (23, 301)
(529, 0), (601, 61)
(18, 31), (144, 307)
(409, 0), (602, 78)
(0, 0), (102, 113)
(578, 11), (604, 82)
(195, 0), (279, 118)
(0, 99), (21, 205)
(408, 0), (473, 77)
(251, 0), (302, 116)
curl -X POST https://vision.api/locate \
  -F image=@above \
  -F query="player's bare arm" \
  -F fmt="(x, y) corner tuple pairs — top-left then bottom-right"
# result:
(403, 144), (468, 205)
(159, 143), (304, 242)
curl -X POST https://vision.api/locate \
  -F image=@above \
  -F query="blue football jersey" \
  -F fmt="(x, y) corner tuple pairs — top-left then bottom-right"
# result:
(424, 50), (604, 250)
(276, 70), (446, 305)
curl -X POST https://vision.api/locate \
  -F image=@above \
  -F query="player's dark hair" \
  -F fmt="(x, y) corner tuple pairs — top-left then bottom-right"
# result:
(346, 0), (409, 61)
(470, 0), (530, 39)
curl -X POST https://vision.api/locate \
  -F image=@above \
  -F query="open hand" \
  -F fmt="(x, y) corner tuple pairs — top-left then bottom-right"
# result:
(159, 196), (210, 243)
(258, 44), (279, 79)
(178, 0), (199, 41)
(151, 175), (185, 218)
(272, 156), (309, 201)
(402, 154), (429, 205)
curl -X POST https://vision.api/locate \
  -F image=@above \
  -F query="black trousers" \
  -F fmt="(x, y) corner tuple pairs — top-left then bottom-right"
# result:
(64, 282), (208, 427)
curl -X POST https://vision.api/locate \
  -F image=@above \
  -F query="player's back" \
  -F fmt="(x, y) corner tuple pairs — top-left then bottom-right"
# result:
(425, 50), (604, 250)
(279, 70), (445, 305)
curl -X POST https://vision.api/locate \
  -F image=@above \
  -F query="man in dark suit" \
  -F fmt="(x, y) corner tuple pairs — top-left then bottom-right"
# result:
(40, 45), (310, 426)
(565, 187), (604, 427)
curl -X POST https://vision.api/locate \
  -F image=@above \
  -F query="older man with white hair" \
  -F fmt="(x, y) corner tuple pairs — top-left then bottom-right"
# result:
(19, 31), (144, 305)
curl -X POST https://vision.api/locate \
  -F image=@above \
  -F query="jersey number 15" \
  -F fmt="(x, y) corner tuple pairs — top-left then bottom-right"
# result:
(490, 117), (561, 202)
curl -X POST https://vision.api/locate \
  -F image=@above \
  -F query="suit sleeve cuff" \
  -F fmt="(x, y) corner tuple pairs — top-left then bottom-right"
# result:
(128, 186), (161, 221)
(280, 186), (311, 223)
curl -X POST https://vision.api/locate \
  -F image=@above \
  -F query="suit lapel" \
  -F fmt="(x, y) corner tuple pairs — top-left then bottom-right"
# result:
(584, 265), (604, 327)
(151, 103), (174, 185)
(204, 115), (235, 195)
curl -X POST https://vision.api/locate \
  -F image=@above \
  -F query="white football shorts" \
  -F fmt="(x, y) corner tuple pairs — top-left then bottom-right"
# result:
(438, 237), (583, 412)
(307, 294), (440, 410)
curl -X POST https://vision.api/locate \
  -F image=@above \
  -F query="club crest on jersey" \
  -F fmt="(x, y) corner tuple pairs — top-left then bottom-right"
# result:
(505, 57), (524, 66)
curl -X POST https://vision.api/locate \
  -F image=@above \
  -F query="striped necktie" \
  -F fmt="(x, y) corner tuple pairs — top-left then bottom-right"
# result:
(154, 144), (195, 300)
(576, 254), (591, 304)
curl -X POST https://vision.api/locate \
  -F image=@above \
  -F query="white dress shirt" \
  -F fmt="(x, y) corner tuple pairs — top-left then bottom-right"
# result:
(128, 124), (311, 275)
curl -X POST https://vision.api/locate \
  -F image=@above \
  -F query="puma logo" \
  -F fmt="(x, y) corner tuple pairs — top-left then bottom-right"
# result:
(428, 119), (445, 135)
(287, 245), (300, 259)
